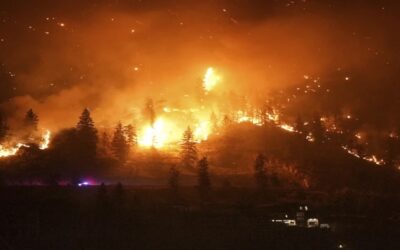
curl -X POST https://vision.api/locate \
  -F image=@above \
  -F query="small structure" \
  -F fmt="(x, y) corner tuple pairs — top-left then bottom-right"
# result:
(307, 218), (319, 228)
(270, 204), (328, 229)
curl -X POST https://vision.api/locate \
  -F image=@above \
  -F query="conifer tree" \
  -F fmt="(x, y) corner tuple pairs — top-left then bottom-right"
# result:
(112, 122), (129, 164)
(76, 108), (98, 160)
(222, 114), (232, 128)
(180, 126), (198, 169)
(124, 124), (137, 148)
(100, 131), (111, 155)
(24, 109), (39, 140)
(144, 98), (156, 126)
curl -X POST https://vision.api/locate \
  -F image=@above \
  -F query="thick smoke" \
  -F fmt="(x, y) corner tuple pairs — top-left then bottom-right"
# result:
(0, 0), (399, 131)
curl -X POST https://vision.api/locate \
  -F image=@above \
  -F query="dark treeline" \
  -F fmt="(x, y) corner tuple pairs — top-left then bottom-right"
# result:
(0, 106), (400, 197)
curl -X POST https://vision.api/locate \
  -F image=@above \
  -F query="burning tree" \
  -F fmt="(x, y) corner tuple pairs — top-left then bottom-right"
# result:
(254, 153), (267, 190)
(144, 98), (156, 126)
(111, 122), (129, 164)
(23, 109), (39, 140)
(180, 126), (198, 169)
(222, 115), (233, 130)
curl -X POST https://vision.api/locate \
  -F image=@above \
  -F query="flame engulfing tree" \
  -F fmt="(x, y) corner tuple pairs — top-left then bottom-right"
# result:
(254, 153), (267, 190)
(180, 126), (198, 169)
(76, 108), (98, 160)
(0, 112), (9, 143)
(144, 98), (156, 126)
(222, 115), (233, 130)
(111, 122), (129, 164)
(198, 157), (211, 199)
(23, 109), (39, 140)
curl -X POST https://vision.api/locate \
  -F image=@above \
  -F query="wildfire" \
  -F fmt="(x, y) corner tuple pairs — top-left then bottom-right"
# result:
(237, 111), (263, 126)
(203, 67), (220, 92)
(0, 143), (29, 158)
(363, 155), (385, 166)
(267, 111), (279, 123)
(39, 130), (51, 150)
(194, 121), (211, 142)
(341, 145), (385, 166)
(138, 119), (169, 148)
(0, 129), (51, 158)
(279, 124), (295, 133)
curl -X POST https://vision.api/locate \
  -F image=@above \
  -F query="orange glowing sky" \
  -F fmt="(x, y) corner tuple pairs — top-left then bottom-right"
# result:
(0, 0), (399, 131)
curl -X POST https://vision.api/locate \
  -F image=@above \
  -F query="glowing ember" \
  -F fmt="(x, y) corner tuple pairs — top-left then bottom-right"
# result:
(364, 155), (385, 166)
(279, 124), (295, 133)
(203, 67), (220, 92)
(267, 111), (279, 123)
(306, 133), (315, 142)
(341, 145), (385, 166)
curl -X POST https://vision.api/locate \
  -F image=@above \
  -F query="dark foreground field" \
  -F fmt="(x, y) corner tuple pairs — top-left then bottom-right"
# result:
(0, 186), (399, 250)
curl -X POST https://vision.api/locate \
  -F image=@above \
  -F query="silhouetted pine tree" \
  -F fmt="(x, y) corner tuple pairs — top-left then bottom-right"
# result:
(76, 108), (98, 160)
(222, 115), (232, 129)
(0, 112), (9, 143)
(24, 109), (39, 140)
(123, 124), (137, 148)
(100, 131), (111, 155)
(111, 122), (129, 164)
(254, 153), (267, 190)
(180, 126), (198, 169)
(144, 98), (156, 126)
(198, 157), (211, 199)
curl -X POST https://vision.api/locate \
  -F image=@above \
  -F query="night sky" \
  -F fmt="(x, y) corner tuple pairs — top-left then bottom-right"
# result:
(0, 0), (399, 128)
